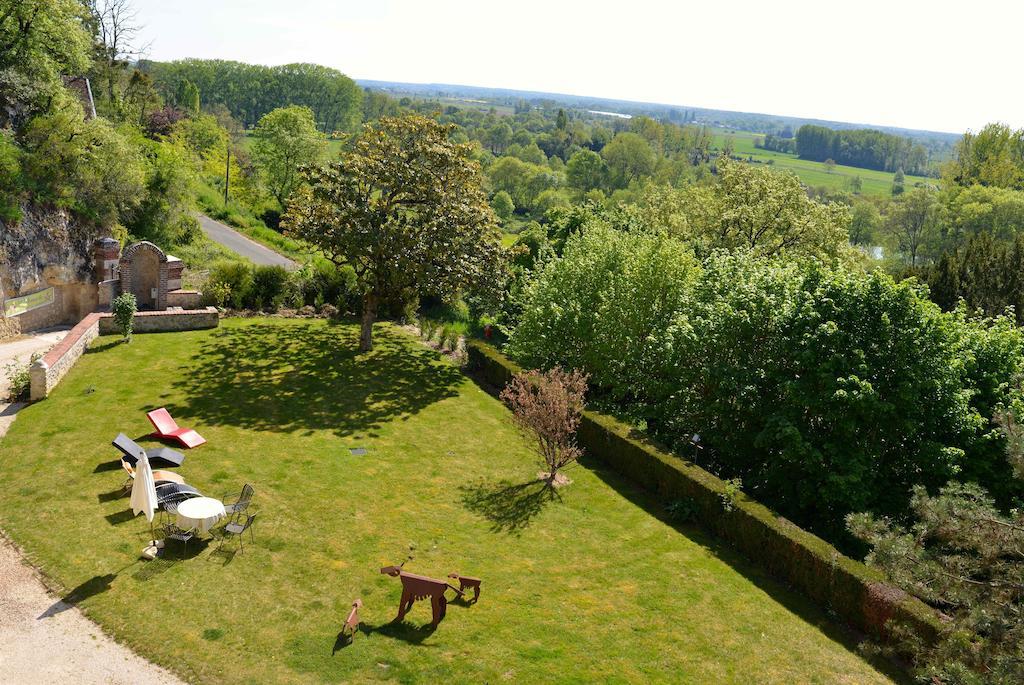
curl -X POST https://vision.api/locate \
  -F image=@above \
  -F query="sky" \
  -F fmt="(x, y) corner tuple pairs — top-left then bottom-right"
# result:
(132, 0), (1024, 134)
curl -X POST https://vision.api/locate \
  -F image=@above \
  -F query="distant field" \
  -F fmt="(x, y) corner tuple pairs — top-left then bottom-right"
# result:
(711, 128), (939, 197)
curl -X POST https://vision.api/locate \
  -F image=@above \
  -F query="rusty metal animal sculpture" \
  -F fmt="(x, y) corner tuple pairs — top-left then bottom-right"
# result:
(341, 599), (362, 640)
(448, 573), (481, 603)
(380, 563), (452, 626)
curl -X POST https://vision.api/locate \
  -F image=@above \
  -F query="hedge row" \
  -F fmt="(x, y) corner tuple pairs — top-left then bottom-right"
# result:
(465, 339), (942, 643)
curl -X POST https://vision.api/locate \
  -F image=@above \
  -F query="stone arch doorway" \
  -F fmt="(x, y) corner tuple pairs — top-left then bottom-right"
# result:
(119, 241), (168, 310)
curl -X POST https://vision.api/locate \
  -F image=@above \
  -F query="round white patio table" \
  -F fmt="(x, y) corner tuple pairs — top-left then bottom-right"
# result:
(175, 497), (226, 534)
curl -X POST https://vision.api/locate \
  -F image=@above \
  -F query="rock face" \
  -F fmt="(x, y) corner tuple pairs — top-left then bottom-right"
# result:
(1, 204), (100, 294)
(0, 204), (105, 337)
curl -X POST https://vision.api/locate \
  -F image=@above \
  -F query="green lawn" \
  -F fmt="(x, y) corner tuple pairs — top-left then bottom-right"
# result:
(712, 128), (939, 197)
(0, 319), (899, 684)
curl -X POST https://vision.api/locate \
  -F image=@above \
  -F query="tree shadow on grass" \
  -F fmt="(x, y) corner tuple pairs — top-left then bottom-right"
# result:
(459, 477), (561, 534)
(165, 322), (462, 438)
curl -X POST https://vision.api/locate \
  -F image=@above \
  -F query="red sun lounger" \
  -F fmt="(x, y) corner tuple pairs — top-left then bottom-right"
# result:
(147, 408), (206, 448)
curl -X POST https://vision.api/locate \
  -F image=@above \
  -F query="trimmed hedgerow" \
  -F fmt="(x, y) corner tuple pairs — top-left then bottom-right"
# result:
(466, 339), (941, 644)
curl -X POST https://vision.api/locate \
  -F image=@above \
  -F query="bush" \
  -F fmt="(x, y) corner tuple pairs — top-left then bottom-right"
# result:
(250, 265), (289, 311)
(208, 260), (253, 309)
(4, 353), (39, 401)
(508, 228), (1024, 548)
(111, 292), (138, 342)
(500, 367), (588, 484)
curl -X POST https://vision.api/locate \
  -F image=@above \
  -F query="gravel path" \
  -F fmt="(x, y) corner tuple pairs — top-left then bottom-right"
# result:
(0, 536), (186, 684)
(0, 331), (186, 684)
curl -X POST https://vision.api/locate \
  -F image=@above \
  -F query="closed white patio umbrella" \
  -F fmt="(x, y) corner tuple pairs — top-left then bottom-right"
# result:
(129, 450), (158, 542)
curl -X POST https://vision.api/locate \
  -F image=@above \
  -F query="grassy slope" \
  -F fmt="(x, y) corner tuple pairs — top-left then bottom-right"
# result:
(0, 319), (899, 683)
(712, 128), (938, 197)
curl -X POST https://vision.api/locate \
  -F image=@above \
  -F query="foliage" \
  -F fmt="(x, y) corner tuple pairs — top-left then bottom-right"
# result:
(638, 159), (851, 260)
(882, 187), (940, 267)
(508, 229), (1024, 546)
(111, 292), (137, 342)
(929, 231), (1024, 324)
(944, 123), (1024, 191)
(601, 132), (656, 188)
(208, 260), (254, 309)
(849, 433), (1024, 685)
(3, 352), (40, 401)
(20, 104), (146, 227)
(141, 59), (363, 132)
(490, 190), (515, 223)
(251, 105), (326, 207)
(500, 367), (589, 484)
(250, 264), (289, 311)
(284, 115), (503, 350)
(0, 0), (92, 115)
(205, 280), (231, 309)
(795, 125), (930, 175)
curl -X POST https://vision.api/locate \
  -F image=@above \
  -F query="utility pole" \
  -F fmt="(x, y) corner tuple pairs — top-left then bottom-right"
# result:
(224, 143), (231, 206)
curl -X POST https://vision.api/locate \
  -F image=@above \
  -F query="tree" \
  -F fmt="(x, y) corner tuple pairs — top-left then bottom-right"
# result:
(944, 123), (1024, 190)
(647, 159), (851, 260)
(175, 78), (199, 115)
(500, 367), (588, 486)
(601, 132), (655, 188)
(566, 149), (607, 192)
(87, 0), (149, 105)
(848, 199), (880, 245)
(848, 411), (1024, 683)
(112, 292), (137, 342)
(283, 115), (503, 351)
(884, 187), (940, 267)
(823, 158), (836, 174)
(252, 105), (326, 207)
(1, 0), (90, 75)
(491, 190), (514, 223)
(892, 167), (905, 196)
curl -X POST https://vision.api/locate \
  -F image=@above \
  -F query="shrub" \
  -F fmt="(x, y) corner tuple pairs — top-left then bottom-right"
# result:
(499, 367), (589, 485)
(250, 265), (289, 311)
(205, 280), (231, 309)
(4, 353), (39, 401)
(208, 260), (253, 309)
(111, 293), (137, 342)
(420, 318), (438, 341)
(508, 229), (1024, 547)
(319, 303), (339, 319)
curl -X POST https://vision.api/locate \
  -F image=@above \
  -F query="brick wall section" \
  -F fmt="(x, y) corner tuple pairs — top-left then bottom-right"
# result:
(30, 308), (219, 400)
(465, 339), (942, 647)
(29, 313), (102, 400)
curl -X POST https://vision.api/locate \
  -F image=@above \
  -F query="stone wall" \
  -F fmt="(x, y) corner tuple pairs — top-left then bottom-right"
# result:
(97, 307), (218, 334)
(28, 313), (101, 400)
(165, 290), (202, 310)
(30, 308), (219, 400)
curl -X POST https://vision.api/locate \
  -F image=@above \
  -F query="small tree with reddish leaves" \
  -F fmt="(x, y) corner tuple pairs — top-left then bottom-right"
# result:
(500, 367), (588, 485)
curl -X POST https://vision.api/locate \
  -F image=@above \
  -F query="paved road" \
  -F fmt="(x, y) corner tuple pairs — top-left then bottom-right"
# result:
(197, 214), (296, 268)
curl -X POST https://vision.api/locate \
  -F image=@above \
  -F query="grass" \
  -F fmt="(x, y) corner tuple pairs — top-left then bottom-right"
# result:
(711, 127), (939, 197)
(169, 231), (249, 290)
(0, 319), (901, 684)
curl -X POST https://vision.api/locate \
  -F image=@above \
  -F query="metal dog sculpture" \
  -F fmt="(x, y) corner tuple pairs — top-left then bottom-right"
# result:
(448, 573), (481, 603)
(380, 563), (452, 626)
(341, 599), (362, 640)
